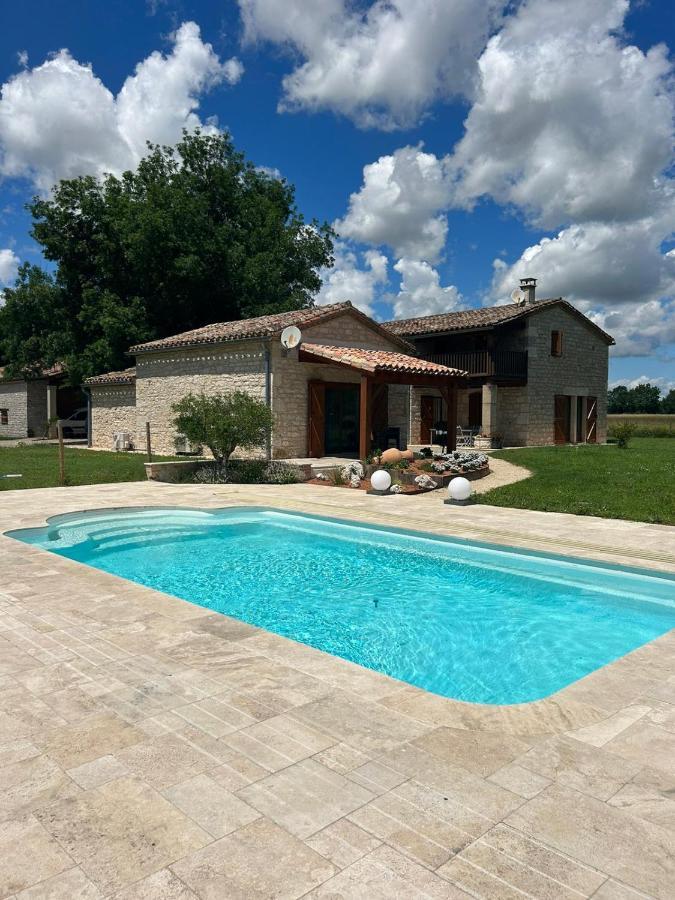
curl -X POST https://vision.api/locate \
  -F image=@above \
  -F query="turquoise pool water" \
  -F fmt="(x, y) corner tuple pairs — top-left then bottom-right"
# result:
(8, 507), (675, 704)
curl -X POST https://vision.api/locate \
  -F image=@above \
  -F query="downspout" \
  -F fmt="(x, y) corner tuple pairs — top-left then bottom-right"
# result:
(83, 386), (92, 448)
(263, 340), (272, 461)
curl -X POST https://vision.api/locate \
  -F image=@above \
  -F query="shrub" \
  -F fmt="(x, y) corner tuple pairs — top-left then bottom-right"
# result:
(327, 467), (346, 486)
(419, 446), (433, 458)
(172, 391), (273, 482)
(613, 422), (638, 449)
(262, 461), (299, 484)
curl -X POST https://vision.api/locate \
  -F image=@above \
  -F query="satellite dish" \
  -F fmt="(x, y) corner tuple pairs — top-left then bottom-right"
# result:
(280, 325), (302, 349)
(510, 287), (526, 305)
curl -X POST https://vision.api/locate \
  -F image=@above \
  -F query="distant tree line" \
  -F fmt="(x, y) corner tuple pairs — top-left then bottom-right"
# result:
(608, 383), (675, 414)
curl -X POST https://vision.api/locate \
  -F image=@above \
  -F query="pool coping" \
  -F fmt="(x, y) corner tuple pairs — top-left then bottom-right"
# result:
(1, 481), (674, 897)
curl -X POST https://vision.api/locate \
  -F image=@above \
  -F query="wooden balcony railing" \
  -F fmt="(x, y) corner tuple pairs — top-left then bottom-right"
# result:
(423, 349), (528, 379)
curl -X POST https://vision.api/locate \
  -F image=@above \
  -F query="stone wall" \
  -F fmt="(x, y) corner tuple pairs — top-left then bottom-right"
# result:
(135, 345), (267, 455)
(496, 386), (529, 446)
(525, 305), (609, 444)
(0, 380), (48, 437)
(271, 311), (408, 457)
(90, 383), (137, 450)
(0, 381), (28, 437)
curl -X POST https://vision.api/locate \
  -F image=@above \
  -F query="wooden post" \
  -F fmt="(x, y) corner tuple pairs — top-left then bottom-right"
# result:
(57, 423), (65, 486)
(445, 382), (458, 452)
(359, 375), (371, 460)
(145, 422), (152, 462)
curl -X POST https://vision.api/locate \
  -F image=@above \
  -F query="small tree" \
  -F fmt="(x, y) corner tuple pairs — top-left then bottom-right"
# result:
(172, 391), (273, 481)
(612, 422), (638, 449)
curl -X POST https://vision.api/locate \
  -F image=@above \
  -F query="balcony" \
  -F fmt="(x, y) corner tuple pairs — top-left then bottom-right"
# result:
(422, 349), (528, 379)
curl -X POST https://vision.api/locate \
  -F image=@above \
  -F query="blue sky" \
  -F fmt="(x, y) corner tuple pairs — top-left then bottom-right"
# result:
(0, 0), (673, 390)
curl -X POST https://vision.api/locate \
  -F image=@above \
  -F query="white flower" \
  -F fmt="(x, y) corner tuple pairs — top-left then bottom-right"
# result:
(316, 472), (328, 481)
(350, 473), (361, 488)
(341, 461), (364, 480)
(390, 484), (402, 494)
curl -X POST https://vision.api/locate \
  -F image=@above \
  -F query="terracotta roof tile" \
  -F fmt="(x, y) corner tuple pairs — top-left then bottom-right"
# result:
(383, 298), (614, 344)
(129, 302), (413, 354)
(84, 367), (136, 386)
(300, 343), (467, 377)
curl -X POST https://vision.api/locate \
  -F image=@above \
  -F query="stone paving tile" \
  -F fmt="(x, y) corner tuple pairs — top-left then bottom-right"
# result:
(289, 689), (431, 754)
(505, 783), (675, 899)
(606, 721), (675, 777)
(113, 732), (216, 791)
(0, 815), (74, 898)
(305, 843), (471, 898)
(412, 725), (534, 778)
(305, 818), (382, 869)
(438, 822), (607, 898)
(170, 817), (337, 899)
(35, 712), (145, 769)
(376, 744), (524, 822)
(164, 773), (260, 837)
(238, 758), (374, 839)
(514, 734), (643, 800)
(66, 754), (130, 790)
(346, 759), (409, 795)
(566, 704), (651, 747)
(349, 777), (496, 869)
(487, 761), (552, 799)
(112, 868), (198, 899)
(312, 741), (372, 774)
(13, 867), (103, 899)
(608, 781), (675, 832)
(35, 776), (209, 895)
(222, 714), (336, 772)
(0, 752), (82, 822)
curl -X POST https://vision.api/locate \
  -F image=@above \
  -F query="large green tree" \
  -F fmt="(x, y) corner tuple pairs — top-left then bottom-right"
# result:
(0, 131), (334, 384)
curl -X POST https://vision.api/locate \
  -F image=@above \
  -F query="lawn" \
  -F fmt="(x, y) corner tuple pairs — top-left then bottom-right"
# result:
(479, 438), (675, 525)
(0, 444), (174, 490)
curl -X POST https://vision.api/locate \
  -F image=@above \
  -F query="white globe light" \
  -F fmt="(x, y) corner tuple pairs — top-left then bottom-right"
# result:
(449, 476), (471, 501)
(371, 469), (392, 492)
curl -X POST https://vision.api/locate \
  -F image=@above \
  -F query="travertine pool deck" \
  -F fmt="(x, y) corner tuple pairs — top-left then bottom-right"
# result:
(1, 481), (674, 898)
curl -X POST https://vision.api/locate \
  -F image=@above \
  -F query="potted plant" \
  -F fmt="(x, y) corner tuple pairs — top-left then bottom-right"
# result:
(473, 432), (502, 450)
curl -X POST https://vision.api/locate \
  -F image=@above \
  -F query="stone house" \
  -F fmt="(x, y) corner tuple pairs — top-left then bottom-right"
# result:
(85, 303), (466, 457)
(383, 279), (614, 446)
(86, 282), (613, 456)
(0, 365), (84, 439)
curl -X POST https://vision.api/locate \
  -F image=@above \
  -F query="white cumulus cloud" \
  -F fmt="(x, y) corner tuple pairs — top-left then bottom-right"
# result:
(390, 257), (462, 320)
(490, 216), (675, 357)
(316, 242), (388, 316)
(0, 247), (19, 285)
(335, 145), (453, 263)
(238, 0), (503, 129)
(451, 0), (673, 228)
(0, 22), (243, 193)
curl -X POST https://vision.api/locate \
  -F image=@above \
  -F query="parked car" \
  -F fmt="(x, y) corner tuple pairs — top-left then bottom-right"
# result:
(57, 407), (88, 438)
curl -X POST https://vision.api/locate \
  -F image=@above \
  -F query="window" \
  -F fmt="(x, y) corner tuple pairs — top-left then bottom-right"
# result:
(551, 330), (563, 357)
(0, 409), (8, 425)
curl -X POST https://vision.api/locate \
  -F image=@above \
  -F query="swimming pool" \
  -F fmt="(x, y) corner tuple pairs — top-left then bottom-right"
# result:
(8, 506), (675, 704)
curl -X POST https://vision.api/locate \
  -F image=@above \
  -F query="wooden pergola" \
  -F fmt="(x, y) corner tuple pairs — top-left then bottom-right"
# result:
(298, 342), (467, 457)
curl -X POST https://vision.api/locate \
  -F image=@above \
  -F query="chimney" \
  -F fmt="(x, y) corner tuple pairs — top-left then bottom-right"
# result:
(520, 277), (537, 305)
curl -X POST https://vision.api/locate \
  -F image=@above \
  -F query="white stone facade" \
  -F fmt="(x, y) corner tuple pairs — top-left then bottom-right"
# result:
(0, 379), (48, 438)
(89, 384), (137, 450)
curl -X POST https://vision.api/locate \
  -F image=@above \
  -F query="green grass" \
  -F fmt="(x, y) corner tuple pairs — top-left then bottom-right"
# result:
(479, 438), (675, 525)
(607, 414), (675, 438)
(0, 444), (175, 490)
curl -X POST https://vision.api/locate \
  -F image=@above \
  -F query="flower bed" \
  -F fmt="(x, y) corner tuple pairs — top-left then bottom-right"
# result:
(308, 451), (490, 495)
